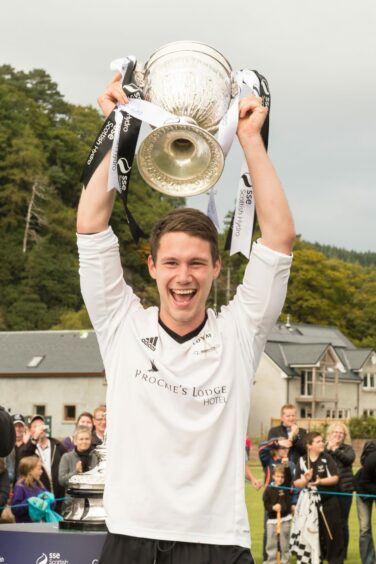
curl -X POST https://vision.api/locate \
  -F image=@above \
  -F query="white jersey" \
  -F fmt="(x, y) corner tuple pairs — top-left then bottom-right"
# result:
(77, 227), (292, 548)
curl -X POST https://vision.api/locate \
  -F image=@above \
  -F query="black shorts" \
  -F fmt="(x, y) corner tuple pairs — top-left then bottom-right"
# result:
(99, 532), (255, 564)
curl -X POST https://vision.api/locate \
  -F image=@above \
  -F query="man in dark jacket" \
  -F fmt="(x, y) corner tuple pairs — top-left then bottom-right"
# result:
(18, 415), (67, 514)
(0, 406), (15, 457)
(268, 404), (306, 464)
(354, 441), (376, 564)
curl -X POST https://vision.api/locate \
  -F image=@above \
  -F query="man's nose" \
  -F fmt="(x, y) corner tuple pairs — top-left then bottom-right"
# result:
(176, 264), (192, 283)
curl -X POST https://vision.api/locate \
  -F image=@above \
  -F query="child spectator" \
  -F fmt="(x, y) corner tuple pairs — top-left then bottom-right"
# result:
(259, 437), (297, 560)
(263, 464), (292, 564)
(259, 437), (296, 489)
(12, 456), (46, 523)
(294, 431), (344, 564)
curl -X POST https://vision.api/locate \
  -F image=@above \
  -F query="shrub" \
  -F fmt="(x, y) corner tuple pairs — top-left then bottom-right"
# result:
(349, 416), (376, 439)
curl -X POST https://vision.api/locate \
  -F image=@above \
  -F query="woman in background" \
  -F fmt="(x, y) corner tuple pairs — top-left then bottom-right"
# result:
(58, 427), (98, 487)
(326, 422), (355, 559)
(61, 411), (94, 452)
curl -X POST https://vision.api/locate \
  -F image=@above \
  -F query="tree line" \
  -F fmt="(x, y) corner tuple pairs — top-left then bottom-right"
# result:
(0, 65), (375, 351)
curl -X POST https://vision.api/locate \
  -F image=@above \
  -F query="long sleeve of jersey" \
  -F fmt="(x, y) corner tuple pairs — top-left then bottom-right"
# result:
(220, 240), (292, 375)
(77, 227), (142, 359)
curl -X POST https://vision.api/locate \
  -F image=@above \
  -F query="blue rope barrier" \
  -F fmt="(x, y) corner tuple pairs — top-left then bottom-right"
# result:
(2, 487), (376, 514)
(0, 496), (70, 513)
(266, 483), (376, 499)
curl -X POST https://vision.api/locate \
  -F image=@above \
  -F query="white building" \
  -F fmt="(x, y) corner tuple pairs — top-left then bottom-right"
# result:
(249, 323), (376, 438)
(0, 330), (105, 437)
(1, 324), (375, 440)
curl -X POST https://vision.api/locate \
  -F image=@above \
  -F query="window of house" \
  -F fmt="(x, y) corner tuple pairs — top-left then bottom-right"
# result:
(363, 409), (375, 417)
(64, 405), (76, 421)
(326, 408), (351, 419)
(33, 405), (46, 416)
(363, 373), (376, 389)
(300, 407), (312, 418)
(300, 370), (313, 396)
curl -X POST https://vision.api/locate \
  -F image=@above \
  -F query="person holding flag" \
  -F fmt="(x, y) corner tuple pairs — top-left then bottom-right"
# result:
(294, 432), (344, 564)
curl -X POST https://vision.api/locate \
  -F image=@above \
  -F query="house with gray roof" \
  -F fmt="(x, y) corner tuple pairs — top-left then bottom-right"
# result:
(1, 325), (375, 440)
(249, 322), (376, 438)
(0, 330), (105, 437)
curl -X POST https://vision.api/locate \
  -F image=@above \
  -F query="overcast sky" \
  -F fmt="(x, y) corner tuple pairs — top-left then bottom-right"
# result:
(2, 0), (375, 251)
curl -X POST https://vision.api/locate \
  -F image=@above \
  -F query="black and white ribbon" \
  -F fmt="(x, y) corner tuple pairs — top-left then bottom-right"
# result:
(221, 69), (271, 258)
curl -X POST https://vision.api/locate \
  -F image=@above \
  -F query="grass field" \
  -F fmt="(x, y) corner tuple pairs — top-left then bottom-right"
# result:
(245, 466), (375, 563)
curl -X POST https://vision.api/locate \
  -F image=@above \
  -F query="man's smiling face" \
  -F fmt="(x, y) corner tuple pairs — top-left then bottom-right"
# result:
(148, 232), (221, 336)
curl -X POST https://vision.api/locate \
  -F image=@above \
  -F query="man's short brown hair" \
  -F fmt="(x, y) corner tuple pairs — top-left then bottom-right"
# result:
(150, 208), (219, 264)
(280, 404), (296, 416)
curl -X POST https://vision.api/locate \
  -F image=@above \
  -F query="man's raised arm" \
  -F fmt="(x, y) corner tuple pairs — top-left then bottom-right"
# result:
(237, 97), (296, 255)
(77, 73), (128, 234)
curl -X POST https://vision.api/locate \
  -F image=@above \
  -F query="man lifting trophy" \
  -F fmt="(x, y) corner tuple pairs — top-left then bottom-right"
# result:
(76, 40), (295, 563)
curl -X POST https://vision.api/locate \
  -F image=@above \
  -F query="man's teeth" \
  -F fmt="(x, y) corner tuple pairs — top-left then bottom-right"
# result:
(172, 289), (196, 295)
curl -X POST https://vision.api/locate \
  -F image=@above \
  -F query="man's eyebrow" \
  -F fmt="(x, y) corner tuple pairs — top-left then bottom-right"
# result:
(160, 256), (210, 263)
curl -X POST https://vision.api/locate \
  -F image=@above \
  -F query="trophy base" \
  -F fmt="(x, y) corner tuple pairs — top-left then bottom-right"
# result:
(60, 488), (107, 532)
(59, 520), (107, 532)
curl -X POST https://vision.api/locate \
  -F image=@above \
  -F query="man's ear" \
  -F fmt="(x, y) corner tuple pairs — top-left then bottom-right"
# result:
(147, 255), (157, 279)
(213, 256), (222, 280)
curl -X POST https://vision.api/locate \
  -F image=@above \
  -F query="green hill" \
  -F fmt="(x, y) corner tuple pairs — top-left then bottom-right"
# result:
(0, 65), (375, 352)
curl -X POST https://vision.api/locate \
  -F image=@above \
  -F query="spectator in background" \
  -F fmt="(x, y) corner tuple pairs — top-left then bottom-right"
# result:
(268, 404), (306, 464)
(294, 432), (344, 564)
(62, 411), (94, 452)
(12, 456), (46, 523)
(91, 405), (106, 448)
(0, 458), (11, 523)
(263, 464), (293, 564)
(259, 437), (297, 560)
(326, 422), (355, 559)
(58, 427), (98, 488)
(354, 439), (376, 564)
(259, 438), (296, 492)
(0, 406), (15, 457)
(245, 436), (252, 460)
(19, 415), (67, 514)
(6, 414), (30, 485)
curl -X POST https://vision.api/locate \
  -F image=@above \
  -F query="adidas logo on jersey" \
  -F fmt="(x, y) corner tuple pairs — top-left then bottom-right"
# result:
(141, 336), (158, 351)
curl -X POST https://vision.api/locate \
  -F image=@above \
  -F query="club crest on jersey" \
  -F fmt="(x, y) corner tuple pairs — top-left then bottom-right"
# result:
(141, 336), (158, 351)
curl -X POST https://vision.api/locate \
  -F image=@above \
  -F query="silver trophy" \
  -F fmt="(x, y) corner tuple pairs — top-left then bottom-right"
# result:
(59, 437), (107, 531)
(134, 41), (238, 197)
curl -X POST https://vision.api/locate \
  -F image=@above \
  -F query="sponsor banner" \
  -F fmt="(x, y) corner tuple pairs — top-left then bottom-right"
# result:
(0, 523), (105, 564)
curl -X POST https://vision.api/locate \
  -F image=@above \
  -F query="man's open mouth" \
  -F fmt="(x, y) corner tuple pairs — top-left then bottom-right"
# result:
(170, 289), (197, 304)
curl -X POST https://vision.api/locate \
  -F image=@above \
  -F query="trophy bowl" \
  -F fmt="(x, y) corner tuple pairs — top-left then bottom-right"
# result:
(134, 41), (238, 197)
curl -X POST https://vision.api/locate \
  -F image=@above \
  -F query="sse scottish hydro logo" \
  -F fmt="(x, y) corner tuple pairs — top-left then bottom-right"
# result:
(35, 553), (69, 564)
